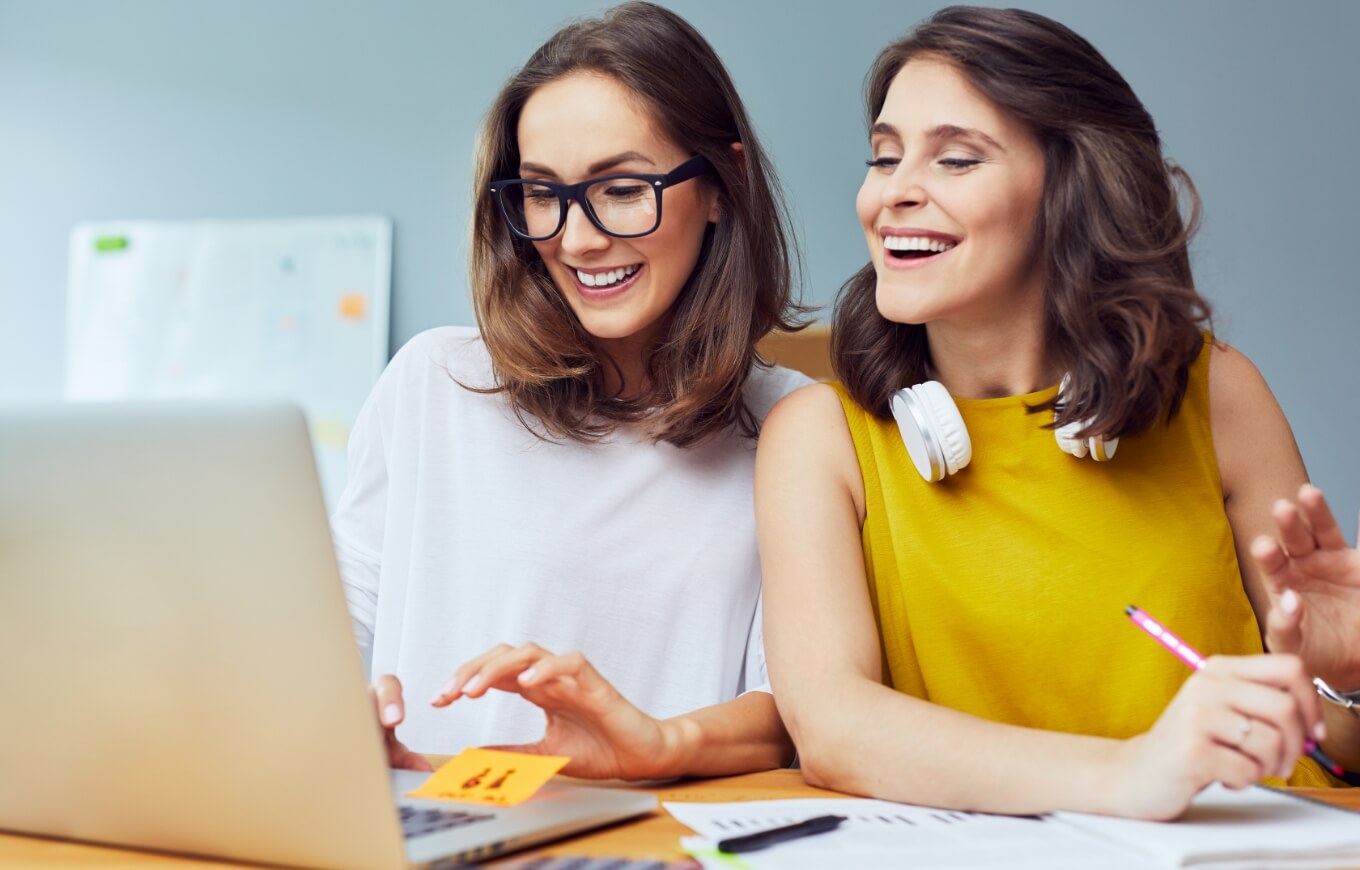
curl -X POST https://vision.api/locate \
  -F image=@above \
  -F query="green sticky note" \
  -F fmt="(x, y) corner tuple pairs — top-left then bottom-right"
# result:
(94, 236), (129, 252)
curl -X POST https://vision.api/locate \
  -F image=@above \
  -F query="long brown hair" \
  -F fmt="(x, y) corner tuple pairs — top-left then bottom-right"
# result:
(469, 1), (806, 448)
(834, 6), (1211, 438)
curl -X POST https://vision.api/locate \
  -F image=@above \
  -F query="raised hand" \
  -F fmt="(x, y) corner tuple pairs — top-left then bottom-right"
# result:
(1113, 654), (1322, 820)
(371, 674), (434, 771)
(1251, 484), (1360, 689)
(431, 643), (676, 780)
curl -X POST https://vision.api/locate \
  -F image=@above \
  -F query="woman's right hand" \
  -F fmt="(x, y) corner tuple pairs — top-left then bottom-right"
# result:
(1112, 654), (1323, 820)
(371, 674), (434, 771)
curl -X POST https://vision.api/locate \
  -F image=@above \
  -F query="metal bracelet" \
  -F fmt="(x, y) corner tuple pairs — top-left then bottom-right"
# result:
(1314, 677), (1360, 717)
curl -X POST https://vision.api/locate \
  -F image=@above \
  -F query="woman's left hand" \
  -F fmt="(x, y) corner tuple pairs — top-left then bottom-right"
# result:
(1251, 484), (1360, 689)
(430, 643), (678, 780)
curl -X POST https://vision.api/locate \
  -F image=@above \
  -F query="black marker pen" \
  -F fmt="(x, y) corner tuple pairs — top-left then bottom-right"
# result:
(716, 814), (847, 854)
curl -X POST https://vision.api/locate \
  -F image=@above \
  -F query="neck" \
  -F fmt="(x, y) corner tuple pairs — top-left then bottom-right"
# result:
(924, 292), (1057, 399)
(595, 334), (651, 401)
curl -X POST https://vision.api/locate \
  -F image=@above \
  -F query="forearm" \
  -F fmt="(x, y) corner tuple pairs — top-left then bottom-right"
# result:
(658, 690), (794, 778)
(789, 678), (1126, 815)
(1320, 702), (1360, 773)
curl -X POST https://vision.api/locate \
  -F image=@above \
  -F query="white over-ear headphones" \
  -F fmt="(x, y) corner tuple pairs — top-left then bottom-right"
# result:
(889, 376), (1118, 483)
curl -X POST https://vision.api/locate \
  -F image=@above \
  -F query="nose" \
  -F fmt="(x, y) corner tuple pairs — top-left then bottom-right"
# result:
(559, 200), (610, 256)
(881, 164), (928, 211)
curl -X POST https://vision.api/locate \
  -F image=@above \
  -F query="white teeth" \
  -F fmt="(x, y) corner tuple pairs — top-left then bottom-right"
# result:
(575, 264), (640, 288)
(883, 236), (956, 253)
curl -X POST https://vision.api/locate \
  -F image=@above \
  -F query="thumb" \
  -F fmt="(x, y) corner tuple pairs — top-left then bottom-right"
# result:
(1264, 588), (1304, 655)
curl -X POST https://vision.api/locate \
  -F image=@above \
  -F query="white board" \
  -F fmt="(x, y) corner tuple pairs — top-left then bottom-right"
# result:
(66, 216), (392, 510)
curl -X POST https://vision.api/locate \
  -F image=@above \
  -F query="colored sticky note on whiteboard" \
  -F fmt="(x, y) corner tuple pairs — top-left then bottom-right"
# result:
(406, 748), (569, 807)
(337, 292), (367, 320)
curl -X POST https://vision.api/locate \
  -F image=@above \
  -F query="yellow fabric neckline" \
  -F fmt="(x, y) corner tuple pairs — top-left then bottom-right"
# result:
(949, 383), (1060, 411)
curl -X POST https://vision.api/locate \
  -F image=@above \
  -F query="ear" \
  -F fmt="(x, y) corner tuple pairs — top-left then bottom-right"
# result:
(709, 141), (745, 223)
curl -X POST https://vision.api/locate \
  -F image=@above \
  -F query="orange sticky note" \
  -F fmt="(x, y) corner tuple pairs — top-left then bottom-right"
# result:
(405, 748), (569, 808)
(337, 292), (367, 320)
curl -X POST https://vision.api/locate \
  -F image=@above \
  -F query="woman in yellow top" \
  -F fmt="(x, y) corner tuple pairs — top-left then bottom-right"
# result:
(756, 6), (1358, 820)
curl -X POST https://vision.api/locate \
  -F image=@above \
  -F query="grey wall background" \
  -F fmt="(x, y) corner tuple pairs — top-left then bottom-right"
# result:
(2, 0), (1357, 537)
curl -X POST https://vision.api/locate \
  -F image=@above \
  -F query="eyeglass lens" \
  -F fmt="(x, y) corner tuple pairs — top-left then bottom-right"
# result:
(500, 177), (659, 238)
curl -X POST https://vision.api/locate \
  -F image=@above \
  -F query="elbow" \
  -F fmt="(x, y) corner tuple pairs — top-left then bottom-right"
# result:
(785, 717), (857, 794)
(797, 737), (856, 793)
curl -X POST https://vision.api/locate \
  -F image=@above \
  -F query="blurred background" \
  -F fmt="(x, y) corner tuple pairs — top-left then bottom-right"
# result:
(2, 0), (1357, 535)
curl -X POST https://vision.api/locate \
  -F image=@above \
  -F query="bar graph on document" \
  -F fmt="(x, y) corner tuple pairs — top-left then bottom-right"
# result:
(665, 798), (1156, 870)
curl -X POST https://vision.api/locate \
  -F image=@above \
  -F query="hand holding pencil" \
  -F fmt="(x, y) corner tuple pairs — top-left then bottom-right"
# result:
(1112, 612), (1325, 821)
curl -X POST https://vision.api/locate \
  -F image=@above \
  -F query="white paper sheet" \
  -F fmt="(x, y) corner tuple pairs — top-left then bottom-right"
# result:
(666, 798), (1154, 870)
(1051, 784), (1360, 869)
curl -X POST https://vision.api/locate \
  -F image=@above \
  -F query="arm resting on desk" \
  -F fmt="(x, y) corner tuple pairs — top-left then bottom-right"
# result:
(432, 642), (794, 780)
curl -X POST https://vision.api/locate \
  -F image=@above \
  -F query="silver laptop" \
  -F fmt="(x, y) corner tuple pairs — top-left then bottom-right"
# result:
(0, 402), (656, 869)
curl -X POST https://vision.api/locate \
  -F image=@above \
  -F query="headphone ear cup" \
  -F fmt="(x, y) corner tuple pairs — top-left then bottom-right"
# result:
(1053, 419), (1089, 458)
(890, 381), (971, 483)
(1089, 435), (1119, 462)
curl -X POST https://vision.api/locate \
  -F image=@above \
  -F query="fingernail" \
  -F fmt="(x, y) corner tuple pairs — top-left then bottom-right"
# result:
(463, 675), (481, 695)
(519, 667), (537, 684)
(1281, 589), (1299, 615)
(1315, 721), (1328, 741)
(383, 704), (401, 726)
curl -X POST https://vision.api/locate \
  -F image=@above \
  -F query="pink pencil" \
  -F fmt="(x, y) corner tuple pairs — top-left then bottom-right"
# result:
(1125, 605), (1343, 778)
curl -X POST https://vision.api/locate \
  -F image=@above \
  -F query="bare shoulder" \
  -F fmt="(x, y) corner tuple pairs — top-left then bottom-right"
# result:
(761, 383), (855, 456)
(1207, 341), (1276, 415)
(759, 383), (866, 519)
(1207, 341), (1303, 498)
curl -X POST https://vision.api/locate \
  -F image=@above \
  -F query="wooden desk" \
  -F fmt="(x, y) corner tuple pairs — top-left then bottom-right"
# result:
(1, 770), (1355, 868)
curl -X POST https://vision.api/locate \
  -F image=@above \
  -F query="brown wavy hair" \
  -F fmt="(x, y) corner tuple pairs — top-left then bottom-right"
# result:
(833, 6), (1211, 438)
(468, 1), (806, 448)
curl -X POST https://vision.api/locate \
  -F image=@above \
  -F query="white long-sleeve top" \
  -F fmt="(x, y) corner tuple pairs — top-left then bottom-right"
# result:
(331, 326), (811, 754)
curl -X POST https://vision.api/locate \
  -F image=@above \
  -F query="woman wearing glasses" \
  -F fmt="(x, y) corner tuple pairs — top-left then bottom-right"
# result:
(330, 1), (807, 779)
(757, 5), (1354, 820)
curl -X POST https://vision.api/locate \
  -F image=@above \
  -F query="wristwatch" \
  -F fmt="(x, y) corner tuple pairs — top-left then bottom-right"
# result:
(1314, 677), (1360, 717)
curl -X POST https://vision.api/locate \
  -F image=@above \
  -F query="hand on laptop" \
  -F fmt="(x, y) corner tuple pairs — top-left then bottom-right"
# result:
(1251, 484), (1360, 689)
(371, 675), (435, 771)
(430, 642), (677, 780)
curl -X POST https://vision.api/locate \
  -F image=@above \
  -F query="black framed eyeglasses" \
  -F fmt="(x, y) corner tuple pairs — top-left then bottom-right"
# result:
(489, 154), (713, 241)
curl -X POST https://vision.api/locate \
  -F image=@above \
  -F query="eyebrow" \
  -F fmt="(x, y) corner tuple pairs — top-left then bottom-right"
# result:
(870, 122), (1007, 153)
(519, 150), (658, 179)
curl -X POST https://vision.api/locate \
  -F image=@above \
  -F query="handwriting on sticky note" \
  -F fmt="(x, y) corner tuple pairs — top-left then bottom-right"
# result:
(406, 748), (569, 807)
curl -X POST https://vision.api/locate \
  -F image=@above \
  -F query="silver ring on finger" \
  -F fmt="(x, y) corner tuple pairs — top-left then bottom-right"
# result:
(1236, 715), (1253, 746)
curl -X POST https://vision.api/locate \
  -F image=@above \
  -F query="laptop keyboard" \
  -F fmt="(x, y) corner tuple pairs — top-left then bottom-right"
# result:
(399, 804), (496, 839)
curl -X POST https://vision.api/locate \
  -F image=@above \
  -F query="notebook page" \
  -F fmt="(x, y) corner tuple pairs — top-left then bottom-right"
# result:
(1050, 784), (1360, 869)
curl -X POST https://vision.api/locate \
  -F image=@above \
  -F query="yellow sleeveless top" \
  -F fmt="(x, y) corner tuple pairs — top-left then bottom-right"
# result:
(832, 340), (1334, 787)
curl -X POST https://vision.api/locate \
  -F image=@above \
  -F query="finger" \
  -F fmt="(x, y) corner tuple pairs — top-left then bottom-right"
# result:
(469, 643), (557, 697)
(1203, 742), (1267, 791)
(1263, 588), (1303, 658)
(373, 674), (406, 728)
(389, 737), (435, 771)
(1201, 655), (1322, 745)
(1250, 534), (1289, 583)
(481, 741), (551, 757)
(431, 643), (514, 705)
(1207, 711), (1283, 781)
(517, 650), (595, 688)
(1273, 499), (1316, 560)
(1297, 484), (1349, 551)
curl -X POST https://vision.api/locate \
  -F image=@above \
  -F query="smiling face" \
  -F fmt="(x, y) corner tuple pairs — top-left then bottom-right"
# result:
(516, 72), (718, 355)
(857, 58), (1047, 328)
